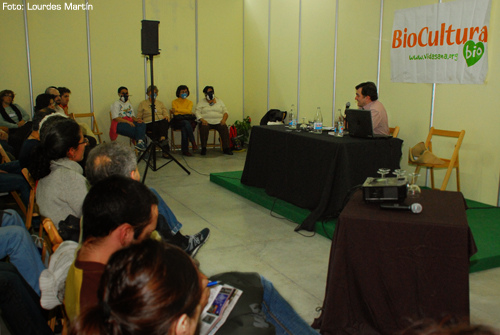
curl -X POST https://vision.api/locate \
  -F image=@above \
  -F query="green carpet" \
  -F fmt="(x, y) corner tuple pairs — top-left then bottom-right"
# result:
(211, 171), (500, 274)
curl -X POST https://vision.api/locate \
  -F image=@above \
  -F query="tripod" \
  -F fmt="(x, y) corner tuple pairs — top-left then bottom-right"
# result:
(139, 55), (190, 183)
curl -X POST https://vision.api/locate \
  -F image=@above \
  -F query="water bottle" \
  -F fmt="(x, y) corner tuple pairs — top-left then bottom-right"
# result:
(337, 115), (344, 137)
(288, 104), (296, 129)
(313, 107), (323, 134)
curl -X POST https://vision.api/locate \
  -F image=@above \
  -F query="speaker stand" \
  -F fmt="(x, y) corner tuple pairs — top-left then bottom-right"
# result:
(140, 54), (190, 183)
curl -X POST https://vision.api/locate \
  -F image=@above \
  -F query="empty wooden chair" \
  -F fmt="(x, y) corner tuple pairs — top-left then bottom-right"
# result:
(408, 127), (465, 191)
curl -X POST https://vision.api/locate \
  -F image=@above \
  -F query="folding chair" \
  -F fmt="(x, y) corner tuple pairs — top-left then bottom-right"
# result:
(69, 113), (103, 144)
(21, 168), (37, 231)
(408, 127), (465, 191)
(389, 126), (400, 138)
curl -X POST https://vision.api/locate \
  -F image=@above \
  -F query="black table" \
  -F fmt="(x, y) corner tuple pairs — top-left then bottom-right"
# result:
(241, 125), (403, 231)
(312, 189), (477, 335)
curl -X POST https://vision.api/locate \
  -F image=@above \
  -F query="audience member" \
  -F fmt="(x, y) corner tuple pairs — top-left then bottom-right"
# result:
(0, 262), (54, 335)
(110, 86), (147, 151)
(0, 209), (46, 294)
(195, 86), (232, 156)
(58, 86), (71, 115)
(0, 210), (53, 334)
(45, 86), (67, 116)
(137, 85), (170, 152)
(29, 117), (90, 231)
(65, 175), (159, 322)
(66, 171), (316, 334)
(85, 142), (210, 256)
(69, 239), (208, 335)
(35, 93), (56, 112)
(0, 89), (32, 156)
(354, 81), (389, 135)
(171, 84), (198, 156)
(18, 108), (55, 169)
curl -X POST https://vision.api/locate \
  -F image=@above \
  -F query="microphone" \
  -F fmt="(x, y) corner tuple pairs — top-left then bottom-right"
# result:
(380, 203), (423, 214)
(344, 101), (350, 112)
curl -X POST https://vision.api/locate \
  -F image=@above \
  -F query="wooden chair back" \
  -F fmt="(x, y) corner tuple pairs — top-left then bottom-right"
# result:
(389, 126), (400, 138)
(69, 113), (103, 143)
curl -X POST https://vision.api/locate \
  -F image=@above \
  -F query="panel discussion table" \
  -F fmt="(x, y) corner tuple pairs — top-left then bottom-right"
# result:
(241, 125), (404, 231)
(312, 189), (478, 335)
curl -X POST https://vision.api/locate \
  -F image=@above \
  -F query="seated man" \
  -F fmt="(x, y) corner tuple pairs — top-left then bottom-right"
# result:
(354, 81), (389, 135)
(110, 86), (147, 151)
(137, 85), (170, 152)
(85, 142), (210, 256)
(195, 86), (233, 156)
(65, 176), (318, 334)
(65, 175), (159, 322)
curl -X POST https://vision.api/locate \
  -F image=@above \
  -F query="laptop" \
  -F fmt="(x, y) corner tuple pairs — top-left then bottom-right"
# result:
(345, 109), (392, 139)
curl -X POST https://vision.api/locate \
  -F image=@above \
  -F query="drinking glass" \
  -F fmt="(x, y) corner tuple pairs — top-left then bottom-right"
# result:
(377, 168), (391, 179)
(407, 172), (421, 198)
(393, 169), (406, 180)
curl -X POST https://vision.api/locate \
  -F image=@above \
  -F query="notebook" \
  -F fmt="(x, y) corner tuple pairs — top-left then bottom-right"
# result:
(345, 109), (392, 139)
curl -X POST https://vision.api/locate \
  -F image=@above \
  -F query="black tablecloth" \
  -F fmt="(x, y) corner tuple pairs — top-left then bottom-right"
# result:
(312, 189), (477, 335)
(241, 125), (403, 230)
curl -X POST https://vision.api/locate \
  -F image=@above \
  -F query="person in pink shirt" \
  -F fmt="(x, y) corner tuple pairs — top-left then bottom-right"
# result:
(354, 81), (389, 135)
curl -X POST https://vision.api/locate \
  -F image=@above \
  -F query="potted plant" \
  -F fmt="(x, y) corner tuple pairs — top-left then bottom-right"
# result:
(233, 116), (252, 146)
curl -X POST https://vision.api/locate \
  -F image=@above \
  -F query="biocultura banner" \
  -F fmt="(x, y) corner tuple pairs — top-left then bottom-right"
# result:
(391, 0), (491, 84)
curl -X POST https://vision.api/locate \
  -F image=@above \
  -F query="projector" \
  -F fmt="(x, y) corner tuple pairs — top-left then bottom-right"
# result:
(362, 177), (408, 202)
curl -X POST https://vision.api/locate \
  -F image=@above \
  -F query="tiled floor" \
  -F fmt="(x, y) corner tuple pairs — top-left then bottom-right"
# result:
(1, 148), (499, 334)
(140, 148), (500, 330)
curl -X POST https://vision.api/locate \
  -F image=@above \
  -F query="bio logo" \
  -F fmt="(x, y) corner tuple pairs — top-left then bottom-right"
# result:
(463, 40), (484, 67)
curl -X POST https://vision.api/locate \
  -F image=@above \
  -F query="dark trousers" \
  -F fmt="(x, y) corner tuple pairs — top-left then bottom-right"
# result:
(0, 262), (54, 335)
(146, 119), (170, 141)
(199, 123), (230, 150)
(8, 122), (32, 158)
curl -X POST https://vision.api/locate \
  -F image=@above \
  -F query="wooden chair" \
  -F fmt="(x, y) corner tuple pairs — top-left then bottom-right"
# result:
(197, 127), (222, 151)
(170, 111), (198, 151)
(408, 127), (465, 191)
(69, 113), (103, 144)
(0, 143), (27, 218)
(39, 218), (64, 263)
(389, 126), (400, 138)
(38, 217), (68, 333)
(21, 168), (37, 231)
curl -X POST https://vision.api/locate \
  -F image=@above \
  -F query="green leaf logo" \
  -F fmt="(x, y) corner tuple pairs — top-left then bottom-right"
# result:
(463, 41), (484, 67)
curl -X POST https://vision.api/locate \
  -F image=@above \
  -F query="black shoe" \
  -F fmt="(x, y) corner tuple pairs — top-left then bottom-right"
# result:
(185, 228), (210, 257)
(160, 139), (170, 152)
(201, 147), (207, 156)
(223, 148), (233, 155)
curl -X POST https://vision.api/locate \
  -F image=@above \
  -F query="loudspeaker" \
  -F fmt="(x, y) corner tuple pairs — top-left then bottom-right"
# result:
(141, 20), (160, 55)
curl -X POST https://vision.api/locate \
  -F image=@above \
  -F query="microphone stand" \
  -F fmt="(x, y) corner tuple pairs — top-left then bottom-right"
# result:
(139, 55), (190, 183)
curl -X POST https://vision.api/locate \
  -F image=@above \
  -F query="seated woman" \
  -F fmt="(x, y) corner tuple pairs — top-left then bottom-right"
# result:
(29, 116), (90, 234)
(171, 85), (197, 156)
(70, 239), (209, 335)
(195, 86), (232, 156)
(110, 86), (147, 151)
(34, 93), (56, 112)
(0, 89), (32, 157)
(137, 85), (170, 152)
